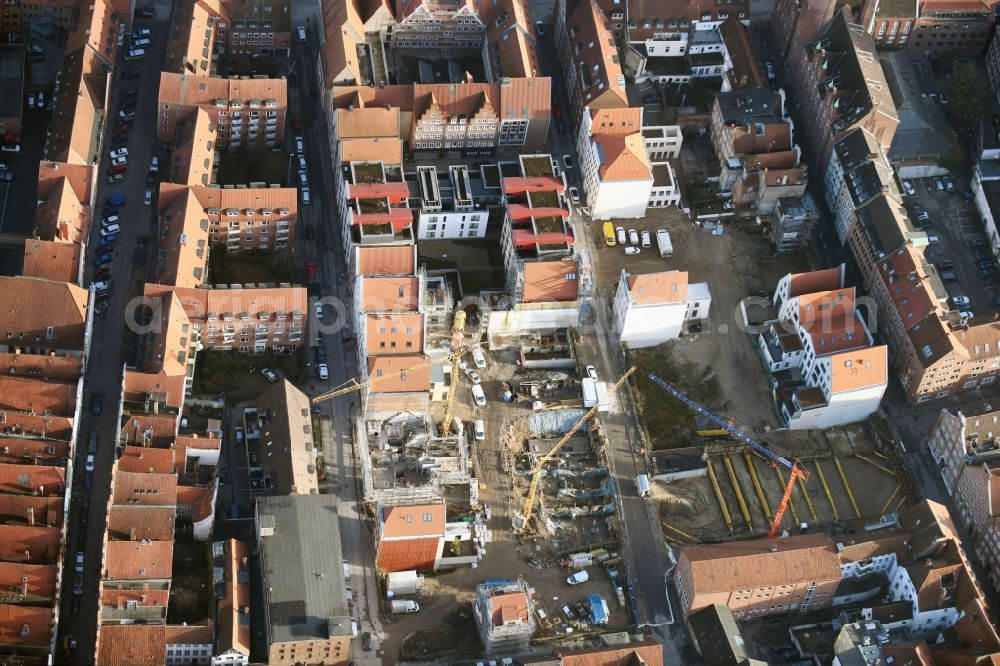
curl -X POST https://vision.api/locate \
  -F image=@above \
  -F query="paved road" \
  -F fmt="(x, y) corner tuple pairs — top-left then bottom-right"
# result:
(531, 21), (688, 663)
(54, 4), (172, 662)
(291, 28), (384, 664)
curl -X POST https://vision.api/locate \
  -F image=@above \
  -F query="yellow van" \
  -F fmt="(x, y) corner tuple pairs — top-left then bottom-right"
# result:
(603, 221), (616, 246)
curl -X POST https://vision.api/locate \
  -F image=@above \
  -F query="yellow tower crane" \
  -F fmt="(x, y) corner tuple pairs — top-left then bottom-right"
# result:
(439, 309), (467, 436)
(515, 365), (636, 532)
(311, 350), (464, 404)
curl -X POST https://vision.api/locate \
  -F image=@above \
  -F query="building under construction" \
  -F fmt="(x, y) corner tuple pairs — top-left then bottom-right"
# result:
(473, 578), (536, 654)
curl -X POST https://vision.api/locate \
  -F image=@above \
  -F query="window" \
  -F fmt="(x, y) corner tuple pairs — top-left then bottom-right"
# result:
(423, 512), (433, 521)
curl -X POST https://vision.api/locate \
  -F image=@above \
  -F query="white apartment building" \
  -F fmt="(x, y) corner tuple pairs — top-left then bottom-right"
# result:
(414, 165), (489, 240)
(613, 270), (711, 347)
(576, 107), (683, 220)
(757, 267), (888, 430)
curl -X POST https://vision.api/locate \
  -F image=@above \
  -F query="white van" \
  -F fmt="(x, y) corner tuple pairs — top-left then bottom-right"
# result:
(297, 25), (307, 42)
(474, 419), (485, 441)
(101, 223), (120, 237)
(125, 47), (145, 60)
(636, 474), (650, 498)
(471, 384), (486, 406)
(566, 570), (589, 585)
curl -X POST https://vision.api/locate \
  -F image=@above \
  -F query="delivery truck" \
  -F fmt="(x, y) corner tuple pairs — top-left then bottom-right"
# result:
(582, 378), (598, 407)
(656, 229), (673, 257)
(390, 599), (420, 614)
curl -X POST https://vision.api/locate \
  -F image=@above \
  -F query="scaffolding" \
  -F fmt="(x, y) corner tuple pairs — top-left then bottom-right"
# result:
(473, 577), (536, 654)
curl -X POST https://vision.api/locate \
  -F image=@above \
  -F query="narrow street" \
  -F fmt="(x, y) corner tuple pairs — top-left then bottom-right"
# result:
(55, 0), (174, 660)
(289, 27), (385, 663)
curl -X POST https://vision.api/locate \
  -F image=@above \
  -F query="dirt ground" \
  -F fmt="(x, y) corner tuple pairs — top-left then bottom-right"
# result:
(589, 205), (812, 437)
(656, 421), (904, 543)
(379, 346), (630, 663)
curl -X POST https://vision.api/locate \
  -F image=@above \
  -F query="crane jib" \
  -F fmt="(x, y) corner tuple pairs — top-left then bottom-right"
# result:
(647, 374), (794, 470)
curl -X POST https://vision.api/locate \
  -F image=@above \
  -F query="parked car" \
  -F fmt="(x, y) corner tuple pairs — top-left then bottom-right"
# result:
(295, 136), (304, 153)
(298, 170), (308, 185)
(98, 234), (117, 247)
(119, 110), (135, 122)
(765, 62), (776, 80)
(474, 419), (485, 441)
(113, 123), (130, 135)
(0, 143), (20, 153)
(980, 267), (999, 279)
(124, 47), (145, 60)
(27, 93), (35, 110)
(586, 365), (598, 381)
(464, 368), (481, 384)
(641, 230), (651, 247)
(568, 186), (580, 204)
(928, 234), (940, 244)
(902, 180), (916, 196)
(535, 19), (545, 34)
(949, 296), (971, 308)
(628, 228), (639, 245)
(624, 246), (641, 255)
(318, 363), (329, 380)
(471, 384), (486, 406)
(75, 552), (84, 573)
(615, 226), (626, 245)
(93, 253), (113, 266)
(471, 345), (487, 369)
(107, 164), (127, 175)
(91, 393), (103, 416)
(107, 173), (125, 184)
(144, 190), (152, 206)
(566, 570), (589, 585)
(261, 368), (278, 382)
(85, 455), (95, 472)
(943, 175), (956, 192)
(314, 302), (324, 320)
(110, 155), (128, 167)
(361, 632), (373, 651)
(933, 177), (945, 192)
(968, 238), (986, 249)
(301, 186), (311, 205)
(136, 5), (154, 16)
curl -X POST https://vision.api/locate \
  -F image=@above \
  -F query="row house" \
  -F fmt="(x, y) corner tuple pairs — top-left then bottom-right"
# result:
(577, 107), (682, 219)
(352, 246), (436, 416)
(325, 78), (552, 156)
(711, 90), (807, 214)
(779, 8), (898, 180)
(0, 321), (85, 664)
(613, 270), (711, 347)
(755, 267), (888, 429)
(23, 161), (97, 285)
(926, 402), (1000, 593)
(166, 0), (291, 76)
(157, 73), (287, 151)
(500, 154), (575, 294)
(0, 276), (91, 359)
(144, 284), (309, 357)
(554, 0), (628, 128)
(482, 0), (539, 80)
(212, 539), (251, 665)
(158, 183), (298, 258)
(374, 500), (476, 572)
(245, 380), (319, 496)
(858, 0), (996, 55)
(413, 165), (491, 240)
(825, 127), (899, 244)
(391, 0), (487, 54)
(320, 0), (394, 86)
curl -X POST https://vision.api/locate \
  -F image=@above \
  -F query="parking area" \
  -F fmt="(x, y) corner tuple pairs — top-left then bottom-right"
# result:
(587, 206), (809, 431)
(901, 175), (1000, 316)
(0, 31), (67, 241)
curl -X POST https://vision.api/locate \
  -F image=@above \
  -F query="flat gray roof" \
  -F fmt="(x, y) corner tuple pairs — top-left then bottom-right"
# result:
(257, 494), (352, 645)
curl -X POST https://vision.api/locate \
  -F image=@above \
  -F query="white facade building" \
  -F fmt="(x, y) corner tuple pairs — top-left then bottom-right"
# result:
(613, 270), (711, 347)
(757, 267), (888, 430)
(576, 107), (683, 220)
(414, 165), (489, 240)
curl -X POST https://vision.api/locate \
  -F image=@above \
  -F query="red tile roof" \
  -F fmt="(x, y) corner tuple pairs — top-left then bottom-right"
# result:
(0, 376), (77, 416)
(522, 261), (580, 303)
(0, 463), (66, 496)
(0, 276), (89, 351)
(375, 538), (440, 573)
(112, 471), (178, 507)
(97, 624), (166, 666)
(21, 239), (82, 284)
(177, 485), (216, 523)
(100, 588), (171, 610)
(0, 562), (57, 601)
(381, 503), (445, 538)
(0, 496), (64, 527)
(365, 312), (424, 355)
(218, 539), (251, 659)
(490, 591), (530, 626)
(107, 506), (177, 542)
(368, 355), (432, 393)
(0, 412), (73, 440)
(0, 437), (70, 465)
(0, 352), (83, 382)
(164, 621), (214, 645)
(104, 540), (174, 581)
(119, 413), (180, 447)
(788, 266), (843, 297)
(356, 245), (417, 276)
(557, 637), (664, 666)
(0, 605), (52, 648)
(0, 526), (61, 564)
(118, 447), (176, 474)
(360, 277), (420, 311)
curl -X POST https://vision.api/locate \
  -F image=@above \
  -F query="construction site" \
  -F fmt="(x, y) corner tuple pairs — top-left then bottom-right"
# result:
(654, 418), (910, 545)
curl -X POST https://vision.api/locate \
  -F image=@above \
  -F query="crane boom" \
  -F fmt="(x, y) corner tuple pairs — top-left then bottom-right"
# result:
(518, 366), (636, 531)
(647, 374), (810, 539)
(647, 374), (794, 470)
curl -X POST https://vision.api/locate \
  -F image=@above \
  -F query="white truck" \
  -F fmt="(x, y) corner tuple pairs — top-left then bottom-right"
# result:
(582, 378), (598, 407)
(656, 229), (673, 257)
(595, 381), (610, 412)
(390, 599), (420, 614)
